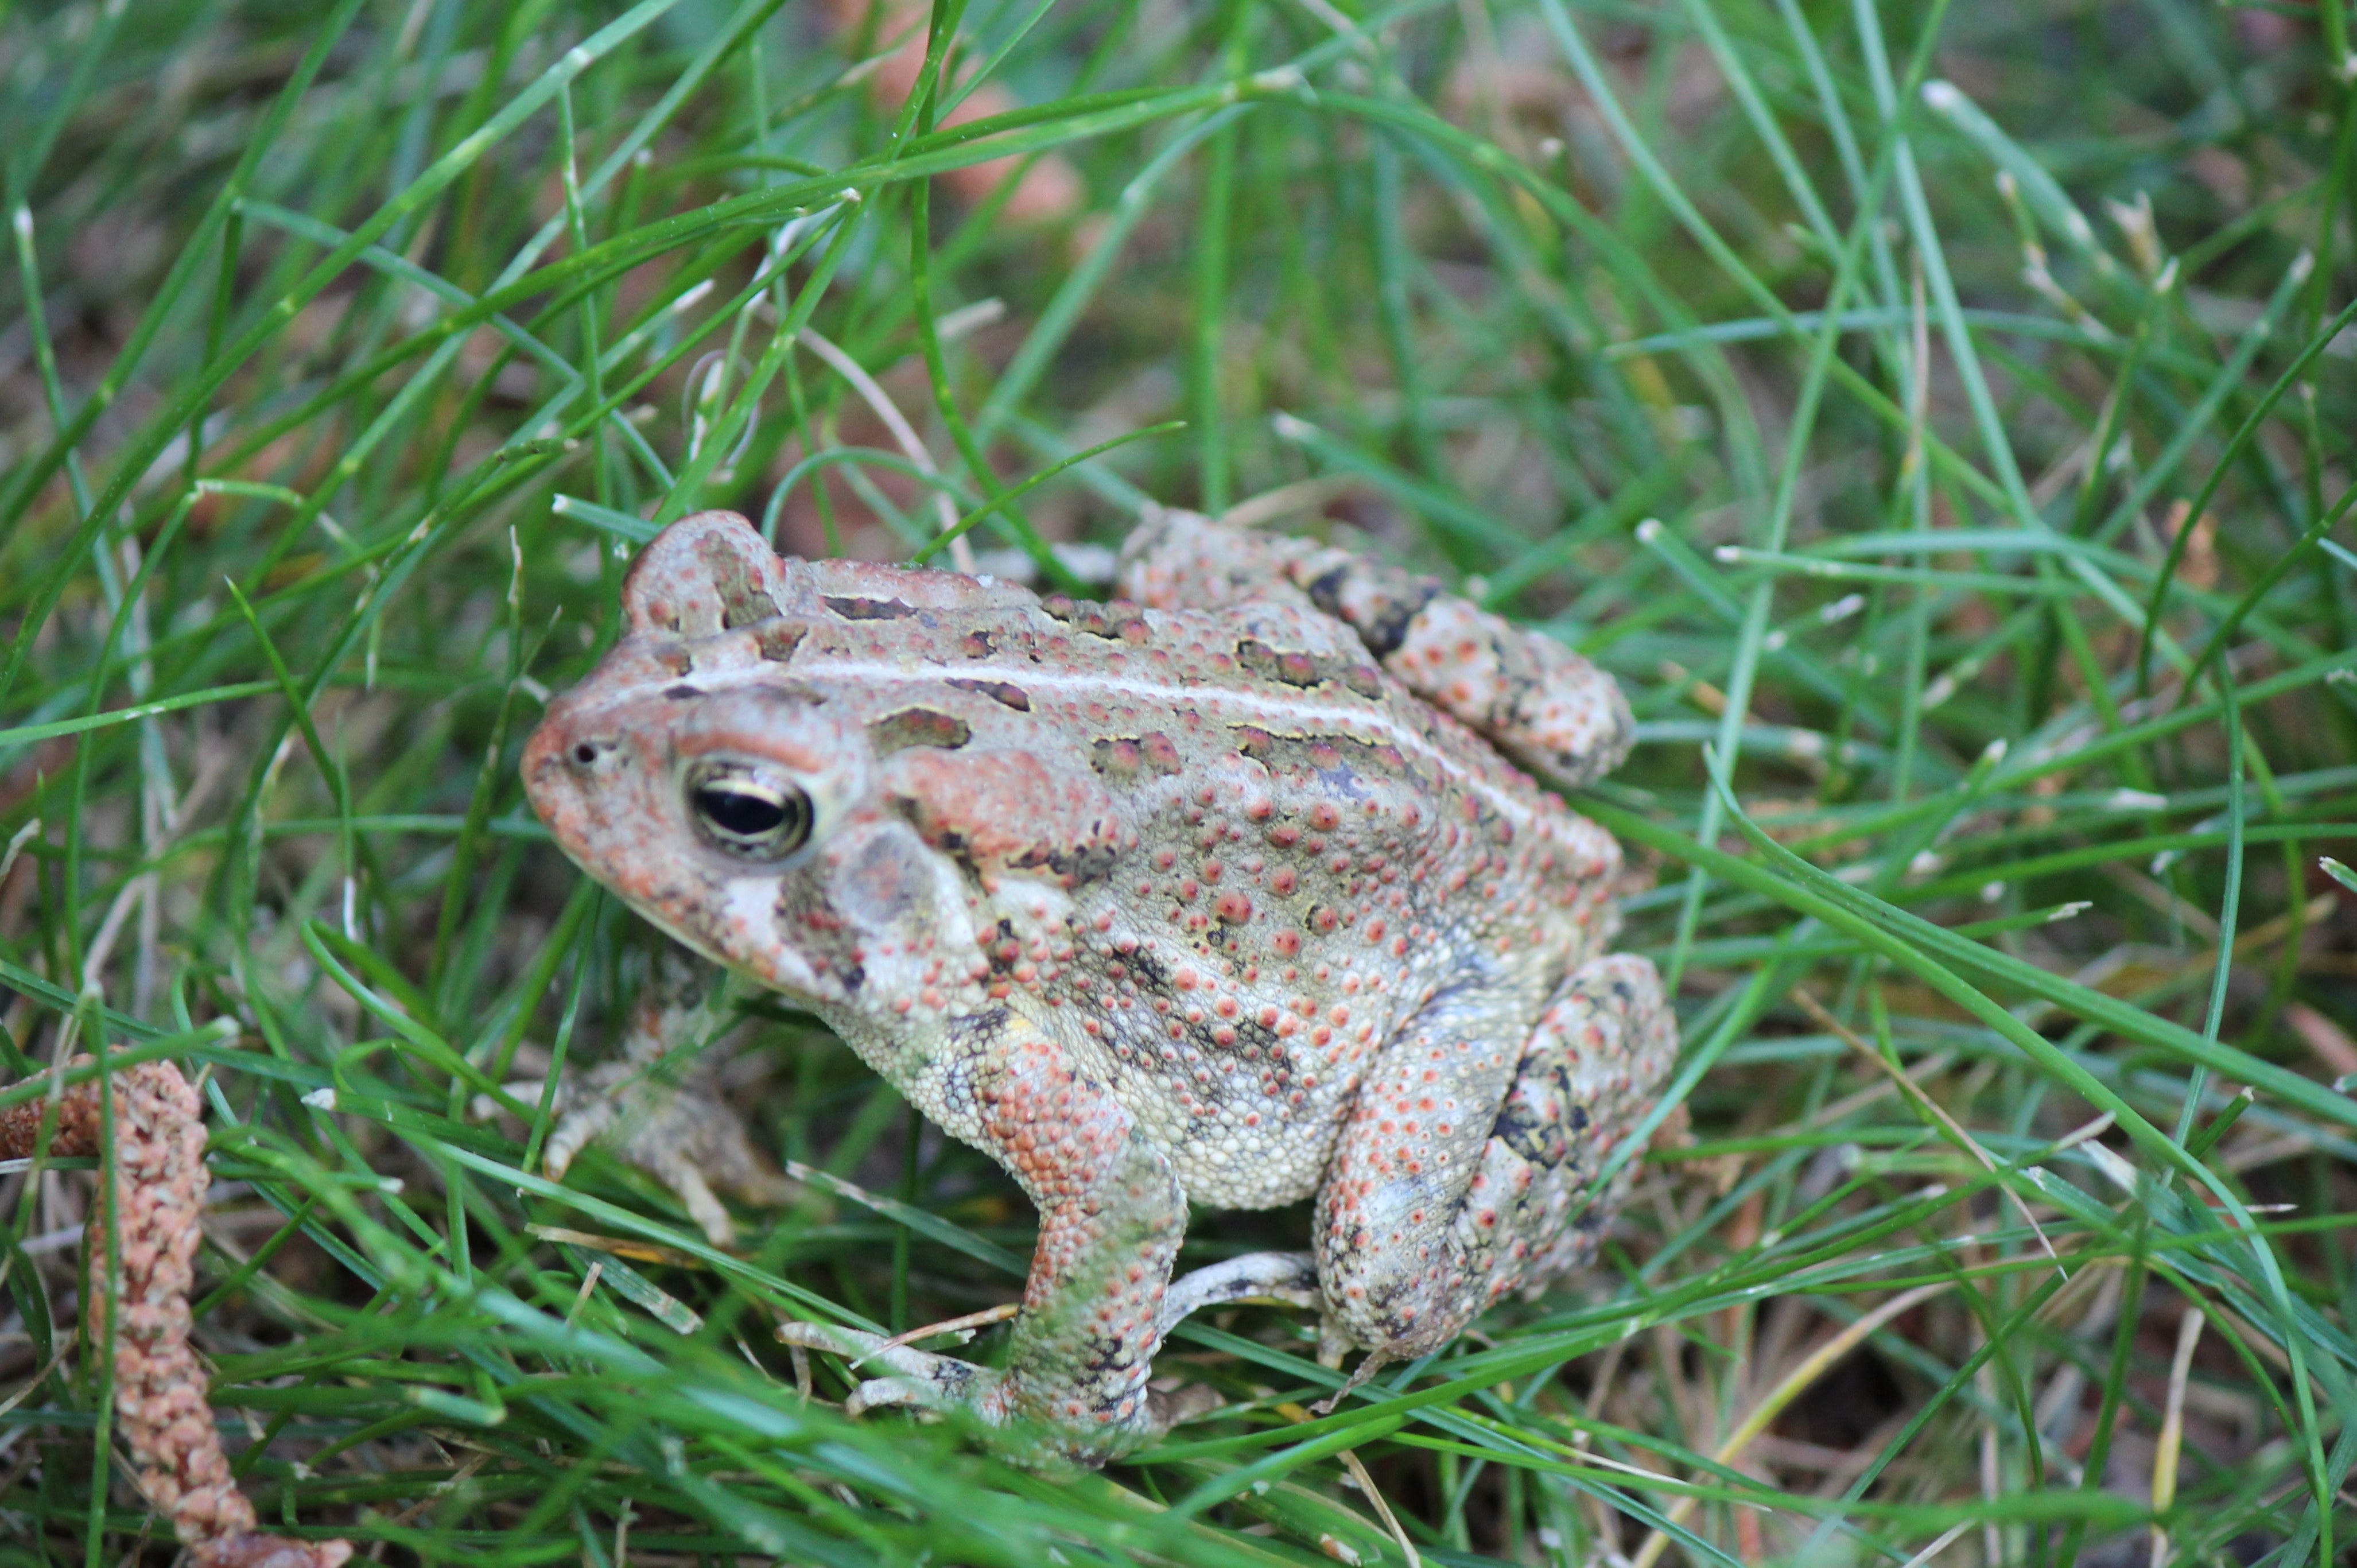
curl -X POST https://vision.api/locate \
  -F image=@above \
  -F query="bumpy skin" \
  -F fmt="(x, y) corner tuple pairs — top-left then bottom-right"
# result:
(522, 509), (1675, 1466)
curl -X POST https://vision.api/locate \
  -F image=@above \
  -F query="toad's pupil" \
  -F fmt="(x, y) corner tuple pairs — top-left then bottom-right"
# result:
(682, 763), (813, 858)
(696, 783), (790, 839)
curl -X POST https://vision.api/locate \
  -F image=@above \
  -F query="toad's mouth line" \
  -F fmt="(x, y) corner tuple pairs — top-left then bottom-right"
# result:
(578, 653), (1571, 836)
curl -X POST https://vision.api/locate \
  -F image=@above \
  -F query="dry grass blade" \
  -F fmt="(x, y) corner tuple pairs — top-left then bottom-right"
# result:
(1628, 1281), (1954, 1568)
(1789, 986), (2063, 1267)
(2149, 1307), (2207, 1568)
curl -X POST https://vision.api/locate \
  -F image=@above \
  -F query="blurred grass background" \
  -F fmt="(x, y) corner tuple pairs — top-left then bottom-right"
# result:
(3, 0), (2356, 1563)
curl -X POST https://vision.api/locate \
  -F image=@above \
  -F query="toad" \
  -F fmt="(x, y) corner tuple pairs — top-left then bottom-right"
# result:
(522, 508), (1675, 1465)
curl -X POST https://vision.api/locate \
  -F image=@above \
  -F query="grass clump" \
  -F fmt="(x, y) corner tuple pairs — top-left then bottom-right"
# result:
(3, 0), (2355, 1564)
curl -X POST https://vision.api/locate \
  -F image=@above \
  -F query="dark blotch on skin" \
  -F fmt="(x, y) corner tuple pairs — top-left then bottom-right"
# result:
(1491, 1066), (1589, 1169)
(663, 684), (701, 701)
(1044, 841), (1121, 886)
(869, 708), (973, 753)
(1302, 562), (1440, 659)
(1234, 639), (1325, 689)
(1004, 838), (1120, 890)
(1181, 1012), (1281, 1073)
(950, 1006), (1011, 1047)
(1120, 946), (1174, 1006)
(824, 595), (919, 620)
(1230, 725), (1393, 782)
(1302, 567), (1350, 618)
(949, 678), (1031, 711)
(753, 622), (807, 662)
(1043, 595), (1148, 642)
(772, 878), (868, 997)
(699, 534), (785, 629)
(934, 1012), (1009, 1123)
(984, 918), (1022, 977)
(1091, 732), (1185, 779)
(1357, 587), (1439, 658)
(745, 681), (825, 712)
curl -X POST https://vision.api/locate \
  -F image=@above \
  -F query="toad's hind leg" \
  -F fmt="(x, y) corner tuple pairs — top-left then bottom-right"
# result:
(1119, 509), (1634, 787)
(1315, 954), (1676, 1363)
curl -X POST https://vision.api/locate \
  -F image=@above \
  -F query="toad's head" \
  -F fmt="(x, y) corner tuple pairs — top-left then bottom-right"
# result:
(522, 513), (972, 1011)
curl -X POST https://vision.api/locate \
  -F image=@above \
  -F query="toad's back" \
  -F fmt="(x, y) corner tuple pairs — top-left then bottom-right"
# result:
(735, 554), (1625, 1206)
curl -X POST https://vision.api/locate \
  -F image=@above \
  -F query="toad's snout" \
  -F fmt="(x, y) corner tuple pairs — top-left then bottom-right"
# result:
(521, 715), (593, 872)
(521, 689), (640, 871)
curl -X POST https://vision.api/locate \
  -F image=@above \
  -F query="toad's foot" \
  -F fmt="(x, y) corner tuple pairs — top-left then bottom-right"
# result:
(538, 1054), (798, 1248)
(781, 1250), (1325, 1461)
(775, 1318), (1004, 1418)
(775, 1319), (1120, 1469)
(775, 1317), (1221, 1464)
(531, 948), (798, 1248)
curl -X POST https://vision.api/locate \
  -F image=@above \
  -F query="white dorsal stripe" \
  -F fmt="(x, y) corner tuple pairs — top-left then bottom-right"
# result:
(604, 650), (1563, 832)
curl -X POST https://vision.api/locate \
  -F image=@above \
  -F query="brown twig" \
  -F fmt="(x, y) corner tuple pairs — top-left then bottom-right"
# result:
(856, 1301), (1021, 1364)
(1, 1055), (350, 1568)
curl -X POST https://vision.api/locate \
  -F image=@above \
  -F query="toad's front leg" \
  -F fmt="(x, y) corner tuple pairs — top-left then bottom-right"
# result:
(531, 946), (797, 1248)
(783, 1015), (1186, 1469)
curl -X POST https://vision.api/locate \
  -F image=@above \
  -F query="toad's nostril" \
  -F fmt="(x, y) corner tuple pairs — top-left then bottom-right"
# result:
(573, 742), (598, 766)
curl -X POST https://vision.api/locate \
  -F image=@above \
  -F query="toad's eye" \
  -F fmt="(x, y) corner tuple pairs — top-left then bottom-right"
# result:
(684, 762), (812, 860)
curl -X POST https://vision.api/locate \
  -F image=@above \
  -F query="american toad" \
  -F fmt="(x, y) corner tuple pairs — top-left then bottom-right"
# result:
(522, 508), (1675, 1465)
